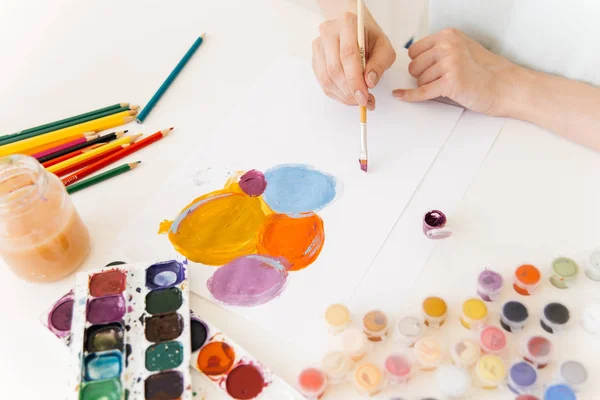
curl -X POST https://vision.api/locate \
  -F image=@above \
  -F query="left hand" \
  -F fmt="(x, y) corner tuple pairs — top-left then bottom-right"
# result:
(393, 28), (518, 116)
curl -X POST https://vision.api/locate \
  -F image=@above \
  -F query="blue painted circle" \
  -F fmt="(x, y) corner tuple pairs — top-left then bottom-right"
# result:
(544, 384), (576, 400)
(263, 164), (337, 214)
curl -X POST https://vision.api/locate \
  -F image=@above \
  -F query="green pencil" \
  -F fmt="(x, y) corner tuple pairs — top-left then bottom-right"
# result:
(66, 162), (141, 194)
(0, 102), (131, 141)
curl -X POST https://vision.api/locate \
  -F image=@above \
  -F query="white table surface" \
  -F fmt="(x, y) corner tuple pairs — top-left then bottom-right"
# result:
(1, 1), (600, 399)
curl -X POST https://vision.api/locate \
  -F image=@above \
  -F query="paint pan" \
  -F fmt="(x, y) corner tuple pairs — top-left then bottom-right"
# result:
(584, 249), (600, 281)
(543, 384), (576, 400)
(554, 360), (587, 392)
(581, 303), (600, 334)
(41, 290), (75, 345)
(474, 354), (506, 389)
(414, 336), (445, 371)
(68, 259), (192, 400)
(476, 269), (503, 302)
(521, 335), (552, 369)
(507, 361), (538, 394)
(460, 298), (488, 330)
(549, 257), (579, 289)
(384, 352), (412, 384)
(541, 302), (570, 334)
(422, 296), (448, 328)
(436, 365), (471, 399)
(479, 325), (507, 354)
(353, 362), (384, 396)
(189, 310), (304, 399)
(423, 209), (452, 239)
(341, 328), (369, 361)
(325, 303), (351, 334)
(513, 264), (541, 295)
(297, 368), (327, 399)
(394, 316), (423, 347)
(516, 395), (540, 400)
(362, 309), (389, 342)
(321, 351), (352, 384)
(500, 300), (529, 332)
(450, 338), (480, 368)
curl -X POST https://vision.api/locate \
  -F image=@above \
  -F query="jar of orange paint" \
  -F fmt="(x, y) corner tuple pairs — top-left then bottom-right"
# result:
(422, 296), (448, 328)
(0, 155), (90, 282)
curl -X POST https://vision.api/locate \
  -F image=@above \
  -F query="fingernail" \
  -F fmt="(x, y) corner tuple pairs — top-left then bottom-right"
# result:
(367, 71), (379, 88)
(354, 91), (368, 106)
(392, 89), (405, 98)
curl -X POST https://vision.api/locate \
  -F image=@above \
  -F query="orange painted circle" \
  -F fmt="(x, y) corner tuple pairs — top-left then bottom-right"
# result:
(257, 213), (324, 271)
(197, 341), (236, 376)
(514, 265), (541, 285)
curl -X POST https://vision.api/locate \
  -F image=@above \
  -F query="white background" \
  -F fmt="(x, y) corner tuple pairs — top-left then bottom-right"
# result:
(1, 0), (600, 399)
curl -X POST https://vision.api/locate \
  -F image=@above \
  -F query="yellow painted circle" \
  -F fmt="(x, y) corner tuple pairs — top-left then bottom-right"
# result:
(476, 355), (506, 383)
(422, 296), (448, 318)
(354, 363), (383, 391)
(325, 304), (350, 327)
(462, 298), (488, 320)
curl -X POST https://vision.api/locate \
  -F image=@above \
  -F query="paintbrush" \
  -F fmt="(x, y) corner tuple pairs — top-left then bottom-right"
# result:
(357, 0), (368, 172)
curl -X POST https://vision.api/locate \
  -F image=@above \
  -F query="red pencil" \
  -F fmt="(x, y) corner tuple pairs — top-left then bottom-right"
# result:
(62, 128), (173, 186)
(55, 145), (128, 178)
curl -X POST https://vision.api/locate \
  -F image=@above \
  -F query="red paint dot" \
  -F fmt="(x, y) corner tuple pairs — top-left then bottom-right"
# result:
(225, 364), (265, 399)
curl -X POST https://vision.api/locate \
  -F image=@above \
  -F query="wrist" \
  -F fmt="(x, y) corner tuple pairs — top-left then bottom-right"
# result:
(495, 64), (540, 120)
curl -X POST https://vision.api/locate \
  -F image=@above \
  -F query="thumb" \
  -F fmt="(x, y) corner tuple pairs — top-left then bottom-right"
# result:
(365, 40), (396, 88)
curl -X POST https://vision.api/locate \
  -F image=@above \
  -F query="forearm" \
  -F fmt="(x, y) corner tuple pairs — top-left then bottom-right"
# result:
(504, 67), (600, 152)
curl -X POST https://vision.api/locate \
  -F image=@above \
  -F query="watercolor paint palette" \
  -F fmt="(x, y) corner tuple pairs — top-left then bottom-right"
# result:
(189, 310), (304, 400)
(67, 259), (192, 400)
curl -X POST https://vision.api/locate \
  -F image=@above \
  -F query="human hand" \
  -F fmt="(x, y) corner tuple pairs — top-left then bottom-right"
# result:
(393, 28), (518, 116)
(312, 10), (396, 110)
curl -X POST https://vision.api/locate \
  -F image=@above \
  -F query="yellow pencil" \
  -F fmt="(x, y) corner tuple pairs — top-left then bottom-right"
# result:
(0, 111), (135, 158)
(46, 134), (142, 174)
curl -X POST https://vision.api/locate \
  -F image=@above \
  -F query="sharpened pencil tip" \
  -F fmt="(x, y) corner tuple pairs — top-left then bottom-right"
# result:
(200, 32), (206, 38)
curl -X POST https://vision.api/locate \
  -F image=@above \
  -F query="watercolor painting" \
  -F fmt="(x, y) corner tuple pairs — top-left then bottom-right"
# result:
(158, 164), (340, 307)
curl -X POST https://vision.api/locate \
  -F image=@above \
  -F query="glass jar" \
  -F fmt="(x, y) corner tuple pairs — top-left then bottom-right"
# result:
(0, 155), (90, 282)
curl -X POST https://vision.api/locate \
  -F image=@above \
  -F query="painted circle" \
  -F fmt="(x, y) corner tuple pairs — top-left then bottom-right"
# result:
(451, 338), (481, 366)
(354, 363), (383, 391)
(502, 301), (529, 323)
(207, 255), (287, 307)
(325, 304), (350, 327)
(437, 365), (471, 397)
(154, 270), (178, 287)
(256, 212), (324, 271)
(322, 352), (352, 379)
(167, 192), (266, 265)
(190, 318), (209, 352)
(527, 336), (552, 357)
(463, 298), (488, 320)
(478, 270), (503, 292)
(590, 251), (600, 270)
(509, 362), (537, 387)
(384, 354), (411, 377)
(480, 326), (506, 352)
(238, 170), (267, 197)
(515, 264), (541, 285)
(552, 257), (578, 277)
(476, 355), (506, 384)
(414, 337), (443, 365)
(197, 341), (236, 375)
(560, 361), (587, 385)
(396, 316), (422, 337)
(544, 303), (570, 324)
(298, 368), (327, 395)
(50, 299), (74, 331)
(422, 296), (447, 318)
(225, 364), (265, 399)
(363, 310), (388, 333)
(544, 384), (576, 400)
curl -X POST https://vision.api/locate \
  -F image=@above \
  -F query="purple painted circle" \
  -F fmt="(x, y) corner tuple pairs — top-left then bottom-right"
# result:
(50, 299), (74, 332)
(510, 362), (537, 387)
(239, 170), (267, 197)
(207, 255), (288, 306)
(478, 270), (503, 292)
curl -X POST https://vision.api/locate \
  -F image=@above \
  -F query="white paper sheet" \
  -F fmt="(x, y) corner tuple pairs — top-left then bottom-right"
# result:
(116, 55), (463, 341)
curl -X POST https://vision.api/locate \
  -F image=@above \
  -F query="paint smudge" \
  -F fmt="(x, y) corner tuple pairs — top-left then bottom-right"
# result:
(207, 255), (288, 306)
(257, 213), (324, 271)
(239, 170), (267, 197)
(263, 164), (338, 214)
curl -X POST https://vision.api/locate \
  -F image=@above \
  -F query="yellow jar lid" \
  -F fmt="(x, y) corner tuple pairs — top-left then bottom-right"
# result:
(325, 304), (350, 327)
(423, 296), (448, 317)
(462, 298), (488, 320)
(476, 355), (506, 383)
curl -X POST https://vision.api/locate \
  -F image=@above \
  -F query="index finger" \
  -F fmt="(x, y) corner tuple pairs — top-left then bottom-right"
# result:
(339, 15), (368, 105)
(408, 33), (438, 60)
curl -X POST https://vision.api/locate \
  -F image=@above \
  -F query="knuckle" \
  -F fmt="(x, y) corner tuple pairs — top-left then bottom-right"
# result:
(408, 61), (419, 77)
(318, 72), (334, 89)
(440, 27), (460, 39)
(326, 63), (343, 80)
(341, 12), (357, 24)
(340, 45), (358, 61)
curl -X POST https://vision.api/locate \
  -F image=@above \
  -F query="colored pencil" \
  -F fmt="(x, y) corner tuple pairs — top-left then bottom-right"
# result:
(66, 162), (141, 194)
(136, 34), (205, 123)
(47, 134), (140, 174)
(32, 135), (98, 159)
(357, 0), (368, 172)
(42, 144), (105, 168)
(0, 103), (129, 140)
(23, 131), (95, 156)
(37, 130), (127, 163)
(0, 112), (135, 158)
(63, 128), (172, 186)
(0, 106), (136, 146)
(56, 145), (128, 177)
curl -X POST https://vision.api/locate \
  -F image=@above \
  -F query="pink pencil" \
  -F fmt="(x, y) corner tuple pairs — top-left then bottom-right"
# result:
(31, 134), (99, 159)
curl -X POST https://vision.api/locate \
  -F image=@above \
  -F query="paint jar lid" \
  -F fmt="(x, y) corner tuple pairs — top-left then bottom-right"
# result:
(514, 264), (541, 287)
(325, 304), (351, 328)
(363, 310), (388, 334)
(436, 365), (471, 398)
(341, 328), (368, 355)
(384, 353), (412, 380)
(516, 395), (540, 400)
(581, 303), (600, 334)
(321, 351), (353, 382)
(450, 338), (480, 367)
(588, 250), (600, 269)
(297, 368), (327, 397)
(543, 384), (576, 400)
(509, 361), (538, 389)
(542, 302), (570, 328)
(353, 363), (383, 393)
(414, 337), (444, 367)
(462, 298), (488, 321)
(558, 360), (587, 387)
(501, 301), (529, 323)
(522, 335), (552, 363)
(477, 269), (504, 294)
(395, 316), (423, 341)
(422, 296), (448, 319)
(475, 355), (506, 386)
(552, 257), (579, 279)
(479, 325), (507, 354)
